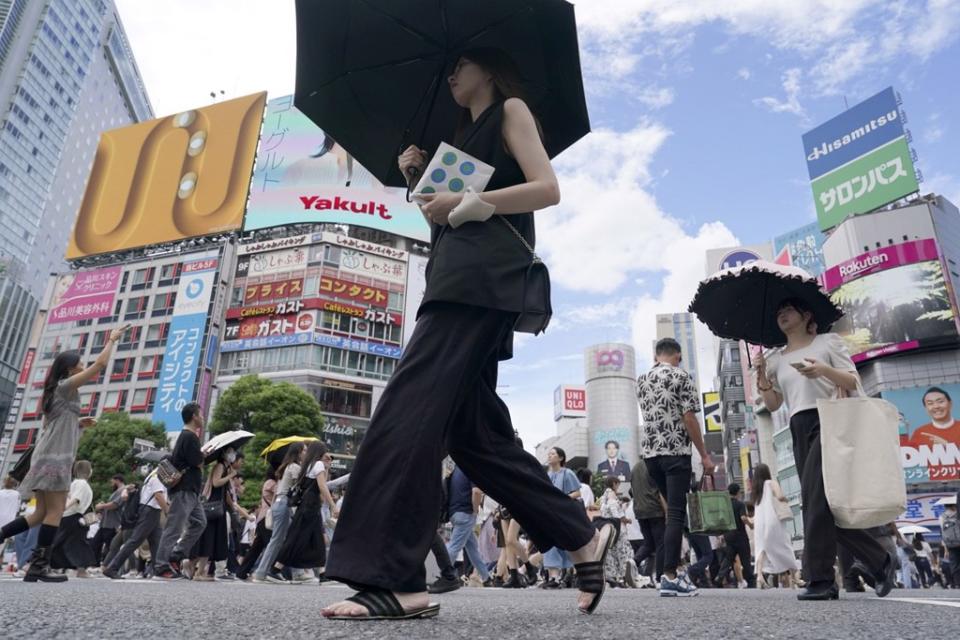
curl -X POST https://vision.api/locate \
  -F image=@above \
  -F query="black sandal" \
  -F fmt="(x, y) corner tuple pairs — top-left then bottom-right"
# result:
(324, 589), (440, 621)
(574, 523), (616, 615)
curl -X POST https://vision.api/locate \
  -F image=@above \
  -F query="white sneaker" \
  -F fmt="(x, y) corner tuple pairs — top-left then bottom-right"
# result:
(13, 569), (26, 578)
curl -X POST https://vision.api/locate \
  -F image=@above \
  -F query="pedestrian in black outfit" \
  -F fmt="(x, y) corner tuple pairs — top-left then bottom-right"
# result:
(236, 468), (276, 581)
(719, 484), (756, 588)
(638, 338), (715, 597)
(755, 298), (897, 600)
(103, 470), (168, 579)
(630, 457), (665, 581)
(322, 49), (614, 621)
(277, 443), (337, 575)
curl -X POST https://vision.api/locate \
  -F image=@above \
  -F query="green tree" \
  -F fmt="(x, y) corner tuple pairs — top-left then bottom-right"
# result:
(210, 375), (324, 509)
(76, 412), (167, 501)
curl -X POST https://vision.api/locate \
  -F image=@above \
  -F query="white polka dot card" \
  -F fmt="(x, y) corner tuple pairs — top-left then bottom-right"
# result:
(411, 142), (495, 205)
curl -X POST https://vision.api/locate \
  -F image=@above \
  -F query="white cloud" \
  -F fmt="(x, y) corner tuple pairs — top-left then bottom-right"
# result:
(923, 113), (945, 145)
(737, 67), (752, 80)
(637, 87), (676, 109)
(754, 67), (806, 120)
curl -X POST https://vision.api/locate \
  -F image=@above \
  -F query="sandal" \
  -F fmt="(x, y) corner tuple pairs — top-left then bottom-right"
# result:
(324, 589), (440, 621)
(574, 523), (616, 615)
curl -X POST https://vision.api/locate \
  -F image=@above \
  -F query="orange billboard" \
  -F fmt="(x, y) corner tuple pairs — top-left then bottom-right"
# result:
(67, 92), (267, 259)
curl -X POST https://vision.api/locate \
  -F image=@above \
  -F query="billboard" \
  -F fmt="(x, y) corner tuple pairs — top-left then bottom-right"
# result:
(153, 257), (218, 431)
(882, 384), (960, 484)
(48, 266), (122, 324)
(554, 385), (587, 421)
(67, 92), (266, 259)
(705, 243), (773, 276)
(243, 95), (430, 242)
(824, 239), (960, 362)
(898, 492), (956, 528)
(801, 87), (918, 230)
(702, 391), (722, 433)
(402, 253), (429, 350)
(773, 222), (827, 277)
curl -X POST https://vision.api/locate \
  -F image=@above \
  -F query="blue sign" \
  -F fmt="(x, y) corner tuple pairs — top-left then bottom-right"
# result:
(802, 87), (903, 181)
(220, 332), (402, 359)
(774, 222), (826, 276)
(719, 250), (761, 271)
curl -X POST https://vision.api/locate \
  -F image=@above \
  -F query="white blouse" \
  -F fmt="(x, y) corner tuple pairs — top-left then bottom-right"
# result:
(764, 333), (858, 418)
(63, 479), (93, 517)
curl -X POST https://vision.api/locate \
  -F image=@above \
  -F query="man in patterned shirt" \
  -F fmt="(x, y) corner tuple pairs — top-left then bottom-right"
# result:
(638, 338), (714, 597)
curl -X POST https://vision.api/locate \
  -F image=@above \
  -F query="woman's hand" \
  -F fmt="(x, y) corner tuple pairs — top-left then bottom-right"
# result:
(798, 357), (830, 379)
(419, 192), (463, 225)
(398, 145), (427, 183)
(752, 351), (767, 377)
(109, 324), (131, 343)
(332, 507), (340, 519)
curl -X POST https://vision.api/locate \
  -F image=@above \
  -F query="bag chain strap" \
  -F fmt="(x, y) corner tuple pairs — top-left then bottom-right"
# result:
(498, 217), (541, 262)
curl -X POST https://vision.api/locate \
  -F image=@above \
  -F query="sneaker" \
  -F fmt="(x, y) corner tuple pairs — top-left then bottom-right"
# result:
(265, 570), (289, 585)
(155, 567), (184, 580)
(291, 573), (315, 584)
(102, 567), (123, 580)
(428, 575), (462, 594)
(123, 570), (140, 580)
(251, 574), (268, 584)
(660, 574), (699, 597)
(215, 572), (237, 582)
(193, 573), (214, 582)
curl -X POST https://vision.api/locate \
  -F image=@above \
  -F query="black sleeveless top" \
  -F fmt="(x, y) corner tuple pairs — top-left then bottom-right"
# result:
(419, 101), (536, 329)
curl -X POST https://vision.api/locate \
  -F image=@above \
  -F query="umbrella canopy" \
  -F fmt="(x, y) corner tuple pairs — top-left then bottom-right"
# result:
(260, 436), (319, 469)
(689, 260), (843, 348)
(897, 525), (932, 535)
(202, 430), (255, 464)
(294, 0), (589, 187)
(135, 450), (170, 464)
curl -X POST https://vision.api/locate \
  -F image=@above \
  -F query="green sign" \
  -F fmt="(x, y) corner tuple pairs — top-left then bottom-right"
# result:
(812, 137), (918, 231)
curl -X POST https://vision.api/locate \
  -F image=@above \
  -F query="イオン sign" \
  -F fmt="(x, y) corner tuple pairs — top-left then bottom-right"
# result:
(67, 92), (267, 259)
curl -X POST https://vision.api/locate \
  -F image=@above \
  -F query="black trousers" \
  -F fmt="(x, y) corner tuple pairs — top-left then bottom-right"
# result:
(237, 519), (271, 579)
(791, 409), (888, 584)
(325, 303), (596, 593)
(91, 526), (117, 565)
(644, 455), (691, 574)
(106, 507), (161, 573)
(722, 533), (755, 587)
(431, 531), (457, 581)
(636, 517), (665, 578)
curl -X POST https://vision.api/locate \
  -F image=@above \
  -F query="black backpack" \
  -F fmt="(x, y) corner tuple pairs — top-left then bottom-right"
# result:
(120, 484), (141, 529)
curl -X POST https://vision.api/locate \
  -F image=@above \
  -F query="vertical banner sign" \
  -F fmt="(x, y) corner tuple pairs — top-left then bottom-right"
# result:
(801, 87), (919, 231)
(153, 258), (218, 431)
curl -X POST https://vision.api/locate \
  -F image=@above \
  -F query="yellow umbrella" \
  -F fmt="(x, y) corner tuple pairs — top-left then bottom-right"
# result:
(260, 435), (319, 459)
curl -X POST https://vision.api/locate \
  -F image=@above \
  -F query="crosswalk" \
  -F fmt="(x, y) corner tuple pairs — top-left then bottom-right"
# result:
(882, 597), (960, 609)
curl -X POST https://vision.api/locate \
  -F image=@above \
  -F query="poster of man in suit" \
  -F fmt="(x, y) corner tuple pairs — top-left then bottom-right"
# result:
(597, 440), (631, 481)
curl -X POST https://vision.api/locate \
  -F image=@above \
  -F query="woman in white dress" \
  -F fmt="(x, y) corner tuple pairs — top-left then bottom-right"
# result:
(750, 464), (800, 588)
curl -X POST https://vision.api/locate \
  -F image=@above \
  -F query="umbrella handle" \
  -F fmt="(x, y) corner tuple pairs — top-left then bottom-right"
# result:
(405, 167), (421, 203)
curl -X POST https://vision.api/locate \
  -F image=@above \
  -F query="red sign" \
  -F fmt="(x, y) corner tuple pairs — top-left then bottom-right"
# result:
(226, 298), (401, 325)
(244, 277), (304, 304)
(319, 276), (388, 308)
(17, 349), (36, 386)
(183, 258), (219, 273)
(564, 388), (586, 412)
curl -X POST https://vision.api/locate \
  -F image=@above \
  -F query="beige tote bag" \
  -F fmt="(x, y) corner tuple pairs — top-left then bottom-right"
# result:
(817, 387), (906, 529)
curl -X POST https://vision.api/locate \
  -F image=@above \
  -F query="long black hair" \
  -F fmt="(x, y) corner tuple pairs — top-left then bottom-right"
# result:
(551, 446), (567, 467)
(41, 350), (81, 416)
(298, 441), (330, 483)
(750, 464), (773, 506)
(276, 442), (305, 481)
(452, 47), (543, 145)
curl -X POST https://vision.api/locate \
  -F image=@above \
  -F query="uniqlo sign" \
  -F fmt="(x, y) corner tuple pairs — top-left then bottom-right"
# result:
(554, 385), (587, 421)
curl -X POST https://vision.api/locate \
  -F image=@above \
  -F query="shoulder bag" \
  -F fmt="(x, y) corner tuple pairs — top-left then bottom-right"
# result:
(156, 457), (183, 489)
(200, 471), (225, 521)
(498, 217), (552, 335)
(687, 474), (736, 535)
(818, 384), (907, 529)
(9, 445), (34, 483)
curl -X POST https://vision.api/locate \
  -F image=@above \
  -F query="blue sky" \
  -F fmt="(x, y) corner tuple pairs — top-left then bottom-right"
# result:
(118, 0), (960, 450)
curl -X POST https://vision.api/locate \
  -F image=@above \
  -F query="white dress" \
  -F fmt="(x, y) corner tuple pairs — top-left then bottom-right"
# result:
(754, 480), (799, 574)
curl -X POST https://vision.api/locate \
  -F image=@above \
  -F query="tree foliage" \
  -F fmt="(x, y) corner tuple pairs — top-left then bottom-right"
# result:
(209, 375), (324, 509)
(76, 412), (167, 501)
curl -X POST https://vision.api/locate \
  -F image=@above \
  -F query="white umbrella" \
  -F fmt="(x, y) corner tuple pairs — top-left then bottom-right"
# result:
(898, 525), (932, 535)
(202, 430), (255, 463)
(935, 495), (957, 506)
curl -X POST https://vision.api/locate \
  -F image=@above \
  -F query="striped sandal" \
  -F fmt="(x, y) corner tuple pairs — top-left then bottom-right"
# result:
(324, 590), (440, 621)
(574, 523), (616, 615)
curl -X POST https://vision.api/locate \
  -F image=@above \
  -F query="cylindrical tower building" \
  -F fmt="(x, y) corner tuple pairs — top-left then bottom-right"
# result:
(584, 343), (641, 479)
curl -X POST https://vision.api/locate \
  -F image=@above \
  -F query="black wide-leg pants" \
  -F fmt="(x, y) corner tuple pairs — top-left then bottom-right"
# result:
(325, 302), (596, 593)
(790, 409), (889, 584)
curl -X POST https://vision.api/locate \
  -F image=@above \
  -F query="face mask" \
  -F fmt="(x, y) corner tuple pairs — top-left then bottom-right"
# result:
(225, 451), (236, 464)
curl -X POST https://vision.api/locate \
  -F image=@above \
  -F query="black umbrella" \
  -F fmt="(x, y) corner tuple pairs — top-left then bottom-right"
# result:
(688, 260), (843, 348)
(135, 450), (170, 464)
(294, 0), (589, 187)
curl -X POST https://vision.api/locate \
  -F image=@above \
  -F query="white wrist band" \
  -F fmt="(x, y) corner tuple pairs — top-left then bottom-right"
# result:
(448, 187), (496, 228)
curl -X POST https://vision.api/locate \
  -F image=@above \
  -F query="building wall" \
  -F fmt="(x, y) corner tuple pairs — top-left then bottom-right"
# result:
(655, 312), (700, 386)
(584, 343), (640, 470)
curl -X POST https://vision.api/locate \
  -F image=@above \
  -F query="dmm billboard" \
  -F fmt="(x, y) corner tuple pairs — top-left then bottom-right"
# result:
(882, 383), (960, 484)
(801, 87), (918, 230)
(243, 95), (430, 242)
(67, 93), (266, 258)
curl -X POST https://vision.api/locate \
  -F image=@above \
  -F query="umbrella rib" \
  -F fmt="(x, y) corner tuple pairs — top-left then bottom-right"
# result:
(355, 0), (445, 49)
(306, 54), (442, 96)
(451, 6), (534, 52)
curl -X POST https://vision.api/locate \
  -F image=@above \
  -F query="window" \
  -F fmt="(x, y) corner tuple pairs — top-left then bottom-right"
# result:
(131, 267), (155, 290)
(138, 354), (162, 379)
(130, 388), (155, 413)
(110, 357), (134, 381)
(13, 428), (38, 452)
(79, 391), (100, 417)
(102, 389), (128, 413)
(230, 286), (243, 307)
(124, 295), (149, 320)
(32, 366), (48, 389)
(98, 299), (122, 324)
(117, 326), (142, 351)
(22, 395), (43, 421)
(304, 275), (320, 297)
(152, 293), (176, 316)
(39, 336), (59, 359)
(91, 330), (110, 350)
(144, 323), (169, 348)
(159, 263), (181, 285)
(62, 333), (88, 352)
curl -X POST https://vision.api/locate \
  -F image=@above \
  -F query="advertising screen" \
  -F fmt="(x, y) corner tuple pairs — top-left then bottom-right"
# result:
(702, 391), (722, 433)
(773, 222), (827, 277)
(882, 384), (960, 484)
(244, 95), (430, 242)
(67, 93), (266, 258)
(48, 266), (122, 324)
(824, 239), (960, 362)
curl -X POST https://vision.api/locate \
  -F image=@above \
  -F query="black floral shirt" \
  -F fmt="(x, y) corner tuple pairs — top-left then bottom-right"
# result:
(637, 363), (701, 457)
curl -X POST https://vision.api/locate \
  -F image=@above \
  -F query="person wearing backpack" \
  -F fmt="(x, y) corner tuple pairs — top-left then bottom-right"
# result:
(103, 469), (168, 579)
(941, 501), (960, 588)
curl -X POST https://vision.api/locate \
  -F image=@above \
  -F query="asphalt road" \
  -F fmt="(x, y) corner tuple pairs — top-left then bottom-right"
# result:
(0, 576), (957, 639)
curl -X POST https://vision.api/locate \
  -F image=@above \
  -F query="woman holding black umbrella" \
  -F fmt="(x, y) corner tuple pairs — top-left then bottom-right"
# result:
(754, 298), (897, 601)
(321, 48), (614, 620)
